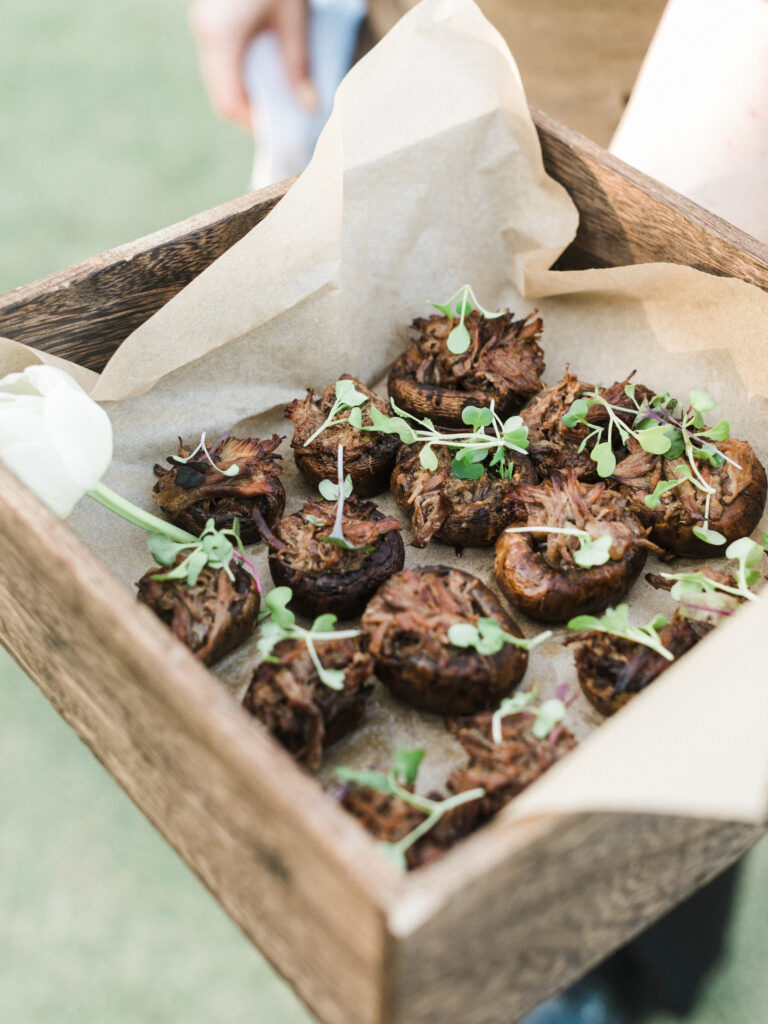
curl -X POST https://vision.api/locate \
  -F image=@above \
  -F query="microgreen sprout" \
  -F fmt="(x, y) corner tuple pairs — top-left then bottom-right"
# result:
(430, 284), (505, 354)
(317, 445), (374, 553)
(503, 525), (615, 568)
(170, 431), (240, 481)
(257, 586), (361, 690)
(361, 398), (528, 481)
(562, 386), (739, 546)
(490, 689), (567, 745)
(447, 617), (552, 656)
(657, 536), (763, 608)
(336, 746), (484, 870)
(149, 517), (258, 588)
(568, 604), (674, 661)
(303, 379), (370, 447)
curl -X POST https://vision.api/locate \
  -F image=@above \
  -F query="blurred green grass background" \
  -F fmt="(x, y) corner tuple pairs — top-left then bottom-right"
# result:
(1, 2), (766, 1022)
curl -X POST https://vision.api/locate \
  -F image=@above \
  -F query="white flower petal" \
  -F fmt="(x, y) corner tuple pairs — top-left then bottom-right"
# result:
(1, 439), (86, 517)
(0, 371), (43, 397)
(0, 401), (45, 449)
(45, 387), (113, 491)
(22, 364), (85, 397)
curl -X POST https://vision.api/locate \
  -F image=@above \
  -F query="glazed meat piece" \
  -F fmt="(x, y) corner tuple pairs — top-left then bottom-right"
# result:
(268, 498), (404, 619)
(361, 566), (529, 715)
(337, 781), (477, 870)
(494, 471), (654, 623)
(286, 376), (400, 497)
(242, 636), (373, 771)
(153, 433), (285, 544)
(568, 612), (711, 716)
(388, 309), (545, 428)
(137, 559), (260, 666)
(613, 436), (767, 557)
(521, 370), (654, 482)
(447, 711), (577, 819)
(390, 444), (538, 548)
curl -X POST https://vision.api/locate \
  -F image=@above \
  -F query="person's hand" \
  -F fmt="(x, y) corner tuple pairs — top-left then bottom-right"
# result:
(189, 0), (313, 131)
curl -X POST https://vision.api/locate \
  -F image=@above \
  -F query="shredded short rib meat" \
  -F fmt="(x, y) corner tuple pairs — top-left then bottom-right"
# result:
(362, 566), (528, 715)
(153, 434), (285, 544)
(137, 559), (260, 666)
(613, 436), (767, 557)
(494, 470), (655, 622)
(568, 612), (712, 716)
(521, 370), (652, 481)
(243, 636), (373, 771)
(390, 444), (537, 548)
(446, 712), (577, 819)
(388, 310), (545, 426)
(268, 499), (405, 619)
(286, 376), (399, 496)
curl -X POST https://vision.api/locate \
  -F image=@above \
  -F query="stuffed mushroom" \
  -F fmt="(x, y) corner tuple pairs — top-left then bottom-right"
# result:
(137, 558), (260, 666)
(446, 711), (577, 820)
(388, 309), (545, 428)
(153, 433), (285, 544)
(613, 436), (767, 558)
(268, 498), (404, 619)
(361, 566), (529, 715)
(390, 444), (538, 548)
(568, 611), (711, 716)
(494, 471), (655, 623)
(242, 635), (373, 771)
(285, 376), (399, 497)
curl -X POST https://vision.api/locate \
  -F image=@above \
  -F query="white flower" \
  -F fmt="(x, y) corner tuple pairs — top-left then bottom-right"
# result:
(0, 364), (113, 517)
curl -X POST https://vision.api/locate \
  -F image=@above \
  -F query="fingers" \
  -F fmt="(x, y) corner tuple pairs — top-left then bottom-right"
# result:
(273, 0), (318, 111)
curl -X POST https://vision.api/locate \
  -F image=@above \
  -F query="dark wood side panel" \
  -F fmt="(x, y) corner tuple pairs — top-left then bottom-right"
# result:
(388, 812), (763, 1024)
(3, 112), (768, 372)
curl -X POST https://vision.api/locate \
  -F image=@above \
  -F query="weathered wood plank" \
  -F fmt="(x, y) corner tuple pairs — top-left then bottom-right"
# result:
(389, 812), (763, 1024)
(0, 461), (397, 1024)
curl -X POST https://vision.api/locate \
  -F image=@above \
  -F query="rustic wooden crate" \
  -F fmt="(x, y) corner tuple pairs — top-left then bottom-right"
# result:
(1, 112), (766, 1024)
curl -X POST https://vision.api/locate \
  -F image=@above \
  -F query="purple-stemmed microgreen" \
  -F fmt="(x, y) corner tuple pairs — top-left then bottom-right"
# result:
(148, 516), (259, 589)
(562, 387), (739, 546)
(317, 444), (374, 553)
(336, 746), (484, 870)
(363, 398), (529, 481)
(169, 431), (241, 487)
(447, 617), (552, 656)
(657, 536), (763, 608)
(257, 586), (360, 691)
(568, 604), (674, 660)
(490, 690), (567, 745)
(430, 284), (505, 354)
(502, 524), (614, 568)
(303, 379), (370, 447)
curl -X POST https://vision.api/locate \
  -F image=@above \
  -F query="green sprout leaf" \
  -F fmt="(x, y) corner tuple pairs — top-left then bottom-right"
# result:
(149, 517), (247, 587)
(265, 586), (295, 628)
(561, 398), (589, 428)
(572, 533), (613, 568)
(531, 699), (567, 740)
(419, 444), (439, 472)
(447, 619), (552, 657)
(366, 403), (418, 443)
(692, 525), (727, 547)
(462, 406), (494, 429)
(392, 747), (426, 787)
(451, 455), (485, 480)
(636, 424), (672, 455)
(336, 767), (394, 796)
(699, 419), (730, 442)
(591, 441), (616, 478)
(725, 537), (763, 567)
(689, 389), (717, 413)
(335, 379), (368, 407)
(568, 604), (674, 660)
(447, 323), (471, 354)
(147, 532), (183, 567)
(318, 474), (353, 502)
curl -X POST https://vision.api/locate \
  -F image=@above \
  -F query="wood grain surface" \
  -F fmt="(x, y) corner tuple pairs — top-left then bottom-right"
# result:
(3, 113), (768, 377)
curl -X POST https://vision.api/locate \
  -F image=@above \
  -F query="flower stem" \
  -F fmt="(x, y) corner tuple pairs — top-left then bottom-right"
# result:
(88, 482), (197, 544)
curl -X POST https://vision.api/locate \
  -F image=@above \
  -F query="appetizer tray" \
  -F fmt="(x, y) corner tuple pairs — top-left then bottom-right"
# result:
(2, 112), (768, 1024)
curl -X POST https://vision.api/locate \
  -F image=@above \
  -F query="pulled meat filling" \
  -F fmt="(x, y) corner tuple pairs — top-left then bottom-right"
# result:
(447, 712), (577, 819)
(338, 783), (475, 870)
(406, 310), (545, 402)
(153, 433), (285, 542)
(569, 613), (711, 716)
(137, 560), (260, 666)
(522, 371), (652, 481)
(275, 499), (401, 574)
(243, 637), (373, 771)
(391, 444), (536, 547)
(516, 472), (651, 569)
(286, 376), (393, 455)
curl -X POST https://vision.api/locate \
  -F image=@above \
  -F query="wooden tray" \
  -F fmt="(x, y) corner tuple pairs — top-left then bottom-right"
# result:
(1, 112), (766, 1024)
